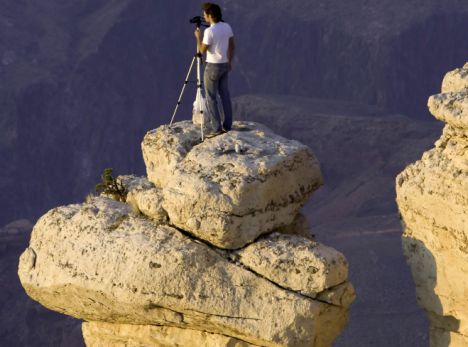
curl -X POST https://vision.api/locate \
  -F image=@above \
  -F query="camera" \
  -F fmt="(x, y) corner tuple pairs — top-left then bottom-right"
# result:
(189, 16), (208, 28)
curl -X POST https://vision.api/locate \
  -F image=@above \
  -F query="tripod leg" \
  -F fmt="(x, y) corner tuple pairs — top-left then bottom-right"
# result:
(196, 56), (204, 140)
(198, 89), (204, 141)
(170, 56), (197, 125)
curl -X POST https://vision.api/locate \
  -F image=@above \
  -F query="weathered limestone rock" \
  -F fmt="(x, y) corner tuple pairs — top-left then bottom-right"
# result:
(235, 233), (350, 298)
(19, 120), (354, 346)
(142, 122), (202, 188)
(441, 62), (468, 93)
(142, 121), (323, 249)
(117, 175), (168, 224)
(428, 91), (468, 129)
(396, 63), (468, 346)
(119, 175), (316, 241)
(82, 321), (254, 347)
(19, 197), (352, 347)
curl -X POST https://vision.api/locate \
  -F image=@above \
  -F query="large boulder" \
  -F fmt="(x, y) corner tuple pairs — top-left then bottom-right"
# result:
(142, 121), (323, 249)
(19, 197), (353, 347)
(396, 63), (468, 346)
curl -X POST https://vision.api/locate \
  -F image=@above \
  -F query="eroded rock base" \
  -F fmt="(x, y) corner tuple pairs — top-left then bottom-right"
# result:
(82, 322), (255, 347)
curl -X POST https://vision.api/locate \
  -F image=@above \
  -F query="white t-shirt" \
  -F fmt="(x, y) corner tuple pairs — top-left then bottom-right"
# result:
(202, 22), (234, 64)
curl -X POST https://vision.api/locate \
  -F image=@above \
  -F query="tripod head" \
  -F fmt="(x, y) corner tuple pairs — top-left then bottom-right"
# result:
(189, 16), (209, 28)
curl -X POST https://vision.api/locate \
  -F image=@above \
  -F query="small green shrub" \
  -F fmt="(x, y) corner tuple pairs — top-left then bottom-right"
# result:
(95, 168), (128, 202)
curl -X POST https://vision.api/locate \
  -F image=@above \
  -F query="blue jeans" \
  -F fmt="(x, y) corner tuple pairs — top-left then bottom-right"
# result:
(204, 63), (232, 133)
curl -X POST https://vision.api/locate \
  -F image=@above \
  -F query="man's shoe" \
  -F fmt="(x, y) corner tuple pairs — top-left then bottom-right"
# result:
(205, 131), (223, 139)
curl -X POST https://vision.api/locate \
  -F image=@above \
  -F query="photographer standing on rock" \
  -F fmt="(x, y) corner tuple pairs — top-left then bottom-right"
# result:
(194, 3), (235, 137)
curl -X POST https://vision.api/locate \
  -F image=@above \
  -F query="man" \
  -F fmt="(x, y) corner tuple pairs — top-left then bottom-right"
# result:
(194, 3), (235, 137)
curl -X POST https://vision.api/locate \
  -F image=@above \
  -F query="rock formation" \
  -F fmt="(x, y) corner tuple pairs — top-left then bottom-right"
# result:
(142, 121), (322, 249)
(396, 63), (468, 347)
(19, 121), (354, 346)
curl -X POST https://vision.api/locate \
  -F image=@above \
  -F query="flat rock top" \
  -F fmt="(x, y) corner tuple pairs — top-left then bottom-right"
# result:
(145, 120), (316, 175)
(177, 122), (317, 192)
(143, 121), (322, 215)
(183, 123), (305, 175)
(147, 121), (317, 166)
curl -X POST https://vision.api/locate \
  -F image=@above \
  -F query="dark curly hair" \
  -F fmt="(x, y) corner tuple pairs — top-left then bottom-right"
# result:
(202, 3), (222, 22)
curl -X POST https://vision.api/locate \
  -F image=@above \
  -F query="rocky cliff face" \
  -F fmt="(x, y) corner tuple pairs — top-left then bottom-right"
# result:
(396, 63), (468, 346)
(18, 122), (355, 346)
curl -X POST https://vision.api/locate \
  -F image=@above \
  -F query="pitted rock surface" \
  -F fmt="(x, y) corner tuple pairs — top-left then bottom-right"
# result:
(428, 91), (468, 129)
(142, 121), (323, 249)
(141, 121), (202, 187)
(235, 233), (350, 299)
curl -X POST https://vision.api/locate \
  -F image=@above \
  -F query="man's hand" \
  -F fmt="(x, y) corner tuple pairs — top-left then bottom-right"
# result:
(194, 28), (202, 41)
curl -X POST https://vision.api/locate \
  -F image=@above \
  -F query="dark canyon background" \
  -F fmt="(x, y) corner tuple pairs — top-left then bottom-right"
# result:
(1, 1), (467, 346)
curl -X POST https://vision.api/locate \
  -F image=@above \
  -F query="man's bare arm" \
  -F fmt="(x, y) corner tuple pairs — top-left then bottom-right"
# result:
(228, 37), (235, 68)
(228, 37), (235, 59)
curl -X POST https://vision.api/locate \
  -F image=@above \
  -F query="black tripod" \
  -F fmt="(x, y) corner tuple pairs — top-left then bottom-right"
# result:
(169, 51), (204, 126)
(170, 17), (209, 139)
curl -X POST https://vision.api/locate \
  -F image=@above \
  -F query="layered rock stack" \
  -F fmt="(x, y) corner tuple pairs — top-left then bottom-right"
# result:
(396, 64), (468, 347)
(19, 121), (355, 346)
